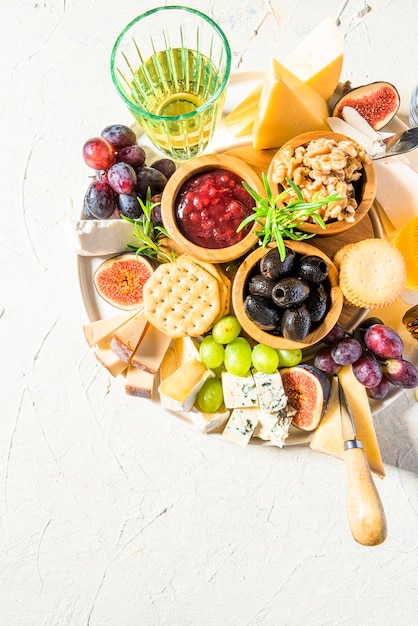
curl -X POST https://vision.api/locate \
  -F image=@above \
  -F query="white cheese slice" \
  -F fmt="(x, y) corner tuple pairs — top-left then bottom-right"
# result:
(158, 358), (212, 412)
(222, 407), (259, 446)
(71, 218), (137, 256)
(189, 405), (230, 434)
(221, 372), (258, 409)
(253, 371), (287, 413)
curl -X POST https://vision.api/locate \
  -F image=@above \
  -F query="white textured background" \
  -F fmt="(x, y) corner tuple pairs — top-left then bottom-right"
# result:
(1, 1), (418, 624)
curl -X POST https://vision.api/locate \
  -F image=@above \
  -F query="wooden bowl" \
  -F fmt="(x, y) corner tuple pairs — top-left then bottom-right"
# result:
(267, 130), (377, 237)
(232, 240), (344, 350)
(161, 154), (264, 263)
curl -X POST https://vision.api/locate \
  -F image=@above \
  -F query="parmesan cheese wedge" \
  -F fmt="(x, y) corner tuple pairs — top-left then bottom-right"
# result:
(310, 367), (385, 478)
(252, 59), (329, 149)
(224, 16), (342, 137)
(282, 16), (343, 101)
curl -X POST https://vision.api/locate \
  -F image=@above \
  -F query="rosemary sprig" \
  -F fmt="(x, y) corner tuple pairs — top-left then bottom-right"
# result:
(122, 188), (176, 264)
(238, 174), (342, 261)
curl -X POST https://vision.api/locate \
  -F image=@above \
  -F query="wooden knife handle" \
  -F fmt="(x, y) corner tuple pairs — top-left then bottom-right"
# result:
(344, 445), (387, 546)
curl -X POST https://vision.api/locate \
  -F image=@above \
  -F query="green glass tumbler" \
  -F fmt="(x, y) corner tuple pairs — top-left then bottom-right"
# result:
(110, 6), (231, 160)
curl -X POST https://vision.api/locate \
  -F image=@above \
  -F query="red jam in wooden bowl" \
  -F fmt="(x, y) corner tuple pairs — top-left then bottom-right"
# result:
(174, 168), (254, 249)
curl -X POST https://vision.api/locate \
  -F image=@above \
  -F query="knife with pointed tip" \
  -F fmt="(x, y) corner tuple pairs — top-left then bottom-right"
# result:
(338, 378), (387, 546)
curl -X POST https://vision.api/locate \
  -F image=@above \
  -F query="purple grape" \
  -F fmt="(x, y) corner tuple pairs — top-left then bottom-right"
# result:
(331, 337), (363, 365)
(116, 144), (146, 169)
(118, 193), (142, 219)
(136, 166), (167, 199)
(367, 376), (391, 400)
(381, 358), (418, 388)
(101, 124), (137, 150)
(352, 351), (383, 388)
(107, 162), (137, 195)
(151, 194), (163, 225)
(83, 180), (115, 219)
(323, 324), (346, 345)
(313, 346), (341, 374)
(151, 158), (176, 180)
(364, 324), (404, 359)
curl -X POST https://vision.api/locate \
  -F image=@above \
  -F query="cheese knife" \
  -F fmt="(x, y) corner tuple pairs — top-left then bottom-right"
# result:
(338, 379), (387, 546)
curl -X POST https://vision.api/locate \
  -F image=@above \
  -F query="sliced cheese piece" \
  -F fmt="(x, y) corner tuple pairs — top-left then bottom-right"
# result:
(94, 344), (129, 377)
(310, 374), (343, 458)
(252, 58), (329, 149)
(282, 16), (343, 101)
(159, 345), (178, 381)
(374, 158), (418, 230)
(158, 358), (212, 412)
(130, 324), (172, 373)
(224, 84), (262, 137)
(110, 311), (149, 363)
(221, 372), (258, 409)
(172, 336), (200, 367)
(71, 218), (137, 256)
(222, 407), (259, 446)
(189, 405), (230, 434)
(253, 370), (287, 413)
(83, 311), (138, 347)
(310, 369), (385, 477)
(125, 364), (155, 398)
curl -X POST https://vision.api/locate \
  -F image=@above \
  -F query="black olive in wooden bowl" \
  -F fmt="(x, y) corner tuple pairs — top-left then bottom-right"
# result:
(232, 240), (343, 350)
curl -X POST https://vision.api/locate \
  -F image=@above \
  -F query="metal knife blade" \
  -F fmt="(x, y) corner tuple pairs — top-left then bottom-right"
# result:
(338, 379), (363, 450)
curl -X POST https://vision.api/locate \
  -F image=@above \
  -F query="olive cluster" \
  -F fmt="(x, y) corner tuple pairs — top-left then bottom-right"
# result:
(244, 246), (330, 341)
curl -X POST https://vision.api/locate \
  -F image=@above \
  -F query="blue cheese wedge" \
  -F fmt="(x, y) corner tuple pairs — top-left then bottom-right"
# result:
(222, 407), (259, 446)
(253, 370), (287, 413)
(221, 372), (258, 409)
(158, 358), (212, 412)
(254, 407), (294, 447)
(189, 405), (230, 434)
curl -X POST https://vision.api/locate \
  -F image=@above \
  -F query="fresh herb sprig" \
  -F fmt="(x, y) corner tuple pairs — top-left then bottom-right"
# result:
(237, 174), (342, 261)
(122, 188), (176, 264)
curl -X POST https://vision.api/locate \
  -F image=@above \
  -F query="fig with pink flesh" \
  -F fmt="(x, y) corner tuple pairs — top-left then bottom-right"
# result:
(332, 81), (400, 131)
(93, 253), (154, 310)
(280, 364), (330, 431)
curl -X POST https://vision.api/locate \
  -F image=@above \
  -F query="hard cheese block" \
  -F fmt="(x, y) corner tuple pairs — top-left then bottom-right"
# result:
(282, 15), (343, 100)
(310, 368), (385, 478)
(94, 344), (129, 377)
(125, 364), (155, 398)
(224, 16), (342, 137)
(252, 58), (329, 149)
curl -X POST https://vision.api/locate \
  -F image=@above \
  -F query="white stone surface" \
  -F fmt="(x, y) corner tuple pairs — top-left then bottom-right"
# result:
(1, 1), (418, 624)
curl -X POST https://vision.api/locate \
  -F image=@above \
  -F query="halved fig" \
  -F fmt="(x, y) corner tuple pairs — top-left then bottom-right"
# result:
(332, 81), (400, 130)
(93, 253), (154, 310)
(280, 364), (330, 431)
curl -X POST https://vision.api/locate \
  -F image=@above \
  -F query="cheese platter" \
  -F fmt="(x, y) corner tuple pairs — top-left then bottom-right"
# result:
(75, 68), (418, 454)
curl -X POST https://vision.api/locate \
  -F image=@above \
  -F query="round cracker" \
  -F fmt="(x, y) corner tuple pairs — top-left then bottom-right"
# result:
(339, 238), (406, 308)
(143, 260), (220, 338)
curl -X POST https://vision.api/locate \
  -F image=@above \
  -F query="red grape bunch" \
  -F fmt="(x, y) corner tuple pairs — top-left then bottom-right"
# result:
(82, 124), (176, 221)
(313, 317), (418, 400)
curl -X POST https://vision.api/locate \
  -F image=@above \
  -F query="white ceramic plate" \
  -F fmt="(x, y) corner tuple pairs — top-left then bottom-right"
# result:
(77, 71), (415, 443)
